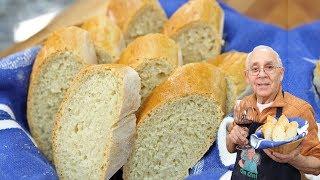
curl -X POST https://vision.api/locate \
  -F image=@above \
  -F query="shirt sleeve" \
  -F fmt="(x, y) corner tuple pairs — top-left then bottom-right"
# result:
(299, 103), (320, 160)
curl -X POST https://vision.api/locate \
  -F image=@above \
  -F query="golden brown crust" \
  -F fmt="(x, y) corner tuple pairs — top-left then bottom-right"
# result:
(207, 51), (248, 97)
(117, 33), (182, 69)
(81, 15), (125, 62)
(107, 0), (167, 33)
(137, 62), (227, 123)
(34, 26), (97, 68)
(163, 0), (224, 39)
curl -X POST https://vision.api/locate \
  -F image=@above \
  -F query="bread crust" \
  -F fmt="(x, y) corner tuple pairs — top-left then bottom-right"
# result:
(207, 51), (248, 97)
(107, 0), (167, 38)
(81, 15), (125, 63)
(137, 62), (227, 123)
(117, 33), (182, 69)
(163, 0), (224, 48)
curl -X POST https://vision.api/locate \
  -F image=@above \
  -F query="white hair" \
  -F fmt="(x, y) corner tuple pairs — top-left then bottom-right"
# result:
(245, 45), (283, 70)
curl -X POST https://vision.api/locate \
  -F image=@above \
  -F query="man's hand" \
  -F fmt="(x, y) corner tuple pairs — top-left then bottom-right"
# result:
(263, 143), (302, 163)
(228, 125), (249, 146)
(234, 100), (257, 124)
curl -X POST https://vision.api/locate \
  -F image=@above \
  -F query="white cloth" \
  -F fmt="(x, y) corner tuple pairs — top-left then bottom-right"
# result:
(256, 101), (273, 112)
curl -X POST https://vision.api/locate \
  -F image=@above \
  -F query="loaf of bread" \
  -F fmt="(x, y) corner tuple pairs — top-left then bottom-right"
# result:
(107, 0), (167, 45)
(285, 121), (299, 140)
(277, 114), (289, 129)
(123, 63), (227, 179)
(272, 125), (286, 141)
(117, 33), (182, 102)
(207, 51), (249, 113)
(81, 15), (125, 64)
(163, 0), (224, 64)
(261, 115), (277, 140)
(261, 114), (298, 141)
(27, 26), (97, 161)
(52, 64), (141, 179)
(313, 60), (320, 95)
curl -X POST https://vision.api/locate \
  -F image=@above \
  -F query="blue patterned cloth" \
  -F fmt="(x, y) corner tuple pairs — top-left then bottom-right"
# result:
(0, 0), (319, 179)
(250, 117), (308, 150)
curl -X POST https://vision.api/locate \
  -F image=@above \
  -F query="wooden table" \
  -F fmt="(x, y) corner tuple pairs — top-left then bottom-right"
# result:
(223, 0), (320, 29)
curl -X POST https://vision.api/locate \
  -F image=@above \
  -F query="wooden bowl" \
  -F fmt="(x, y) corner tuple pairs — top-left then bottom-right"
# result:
(271, 138), (304, 154)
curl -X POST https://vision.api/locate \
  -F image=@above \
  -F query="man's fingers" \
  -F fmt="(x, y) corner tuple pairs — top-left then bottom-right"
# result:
(234, 127), (248, 145)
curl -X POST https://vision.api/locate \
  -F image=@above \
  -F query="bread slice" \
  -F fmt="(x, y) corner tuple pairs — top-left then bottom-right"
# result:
(207, 51), (250, 113)
(107, 0), (168, 45)
(118, 33), (182, 102)
(52, 64), (141, 179)
(163, 0), (224, 64)
(313, 61), (320, 95)
(27, 26), (97, 161)
(123, 63), (227, 179)
(81, 15), (125, 64)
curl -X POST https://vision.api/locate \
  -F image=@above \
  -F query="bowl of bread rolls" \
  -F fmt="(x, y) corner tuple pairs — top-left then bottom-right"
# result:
(250, 115), (309, 154)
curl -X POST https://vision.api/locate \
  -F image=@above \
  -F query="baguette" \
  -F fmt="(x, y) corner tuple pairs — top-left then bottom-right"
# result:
(27, 26), (97, 161)
(118, 33), (182, 102)
(107, 0), (167, 45)
(81, 15), (125, 64)
(163, 0), (224, 64)
(123, 63), (227, 179)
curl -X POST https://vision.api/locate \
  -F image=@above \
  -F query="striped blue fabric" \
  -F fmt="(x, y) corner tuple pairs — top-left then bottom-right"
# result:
(0, 0), (319, 179)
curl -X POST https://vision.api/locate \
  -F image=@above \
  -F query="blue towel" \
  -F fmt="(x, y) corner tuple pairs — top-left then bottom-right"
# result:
(0, 0), (319, 179)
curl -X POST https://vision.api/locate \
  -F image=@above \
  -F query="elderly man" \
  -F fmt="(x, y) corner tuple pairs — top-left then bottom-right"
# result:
(226, 45), (320, 179)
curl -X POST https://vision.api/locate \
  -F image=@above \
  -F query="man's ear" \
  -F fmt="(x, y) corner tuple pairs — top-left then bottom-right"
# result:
(280, 68), (284, 81)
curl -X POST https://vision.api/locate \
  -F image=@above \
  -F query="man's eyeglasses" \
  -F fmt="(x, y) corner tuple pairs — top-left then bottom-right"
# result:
(247, 65), (282, 76)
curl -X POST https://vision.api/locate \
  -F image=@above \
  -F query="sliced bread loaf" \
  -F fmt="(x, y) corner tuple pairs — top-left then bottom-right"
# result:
(207, 51), (251, 113)
(107, 0), (168, 45)
(117, 33), (182, 102)
(81, 15), (125, 64)
(163, 0), (224, 64)
(313, 61), (320, 95)
(52, 64), (141, 179)
(27, 26), (97, 161)
(123, 63), (227, 180)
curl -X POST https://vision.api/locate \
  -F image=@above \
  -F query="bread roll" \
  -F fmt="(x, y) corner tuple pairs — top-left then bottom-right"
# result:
(285, 121), (298, 140)
(81, 15), (125, 64)
(313, 61), (320, 95)
(272, 125), (286, 141)
(207, 51), (249, 113)
(277, 114), (289, 130)
(163, 0), (224, 64)
(123, 63), (227, 179)
(27, 26), (97, 161)
(266, 115), (277, 124)
(52, 64), (141, 179)
(118, 33), (182, 102)
(262, 116), (277, 140)
(107, 0), (167, 45)
(262, 123), (274, 140)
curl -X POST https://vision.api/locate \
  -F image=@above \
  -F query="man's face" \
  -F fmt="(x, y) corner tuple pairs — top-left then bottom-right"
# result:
(245, 49), (284, 102)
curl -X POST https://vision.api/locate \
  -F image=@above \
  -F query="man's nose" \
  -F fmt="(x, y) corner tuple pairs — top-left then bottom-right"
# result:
(257, 68), (268, 77)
